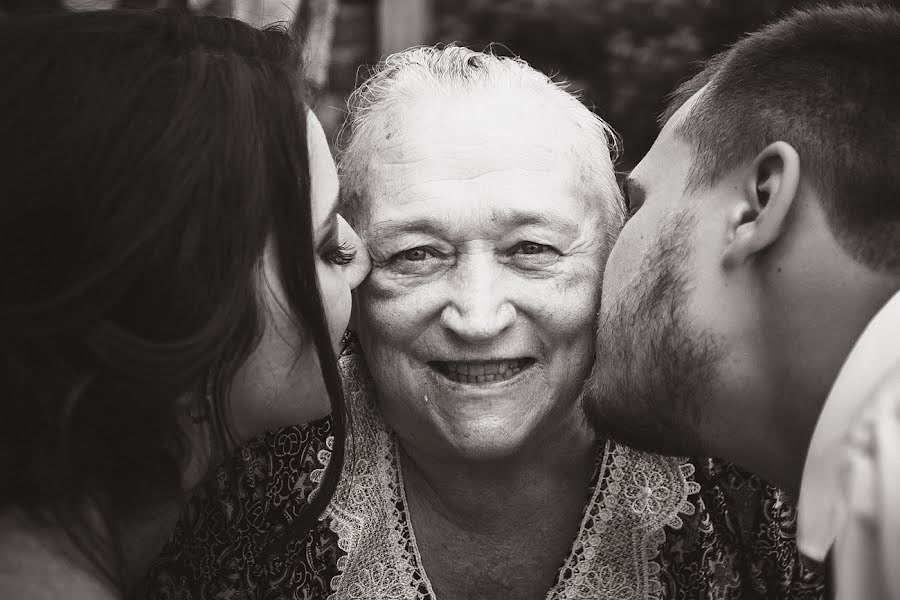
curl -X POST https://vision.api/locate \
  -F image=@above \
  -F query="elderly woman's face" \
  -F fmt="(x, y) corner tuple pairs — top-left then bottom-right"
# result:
(355, 91), (608, 459)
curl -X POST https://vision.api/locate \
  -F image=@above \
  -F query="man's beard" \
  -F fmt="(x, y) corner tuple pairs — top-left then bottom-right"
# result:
(583, 210), (720, 457)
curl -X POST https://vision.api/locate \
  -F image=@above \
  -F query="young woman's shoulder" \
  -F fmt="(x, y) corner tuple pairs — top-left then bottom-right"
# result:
(0, 511), (117, 600)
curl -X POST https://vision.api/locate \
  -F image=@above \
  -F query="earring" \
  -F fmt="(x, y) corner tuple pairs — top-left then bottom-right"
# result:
(189, 377), (213, 424)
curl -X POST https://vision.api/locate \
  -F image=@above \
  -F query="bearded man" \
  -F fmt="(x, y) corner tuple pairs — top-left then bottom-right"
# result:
(586, 6), (900, 599)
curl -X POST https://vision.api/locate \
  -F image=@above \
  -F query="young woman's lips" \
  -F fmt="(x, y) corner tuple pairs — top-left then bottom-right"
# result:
(429, 358), (535, 384)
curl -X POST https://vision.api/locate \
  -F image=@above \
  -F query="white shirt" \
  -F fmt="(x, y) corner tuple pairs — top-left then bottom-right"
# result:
(798, 289), (900, 600)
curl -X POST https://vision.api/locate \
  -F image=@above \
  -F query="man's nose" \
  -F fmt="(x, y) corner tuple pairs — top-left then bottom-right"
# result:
(439, 255), (515, 342)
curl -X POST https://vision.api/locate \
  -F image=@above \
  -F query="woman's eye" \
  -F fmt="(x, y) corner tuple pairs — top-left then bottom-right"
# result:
(508, 241), (560, 268)
(385, 246), (445, 275)
(513, 242), (553, 255)
(326, 242), (357, 266)
(400, 247), (433, 262)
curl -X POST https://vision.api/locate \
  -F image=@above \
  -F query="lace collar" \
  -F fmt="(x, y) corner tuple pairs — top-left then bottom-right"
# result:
(314, 352), (700, 600)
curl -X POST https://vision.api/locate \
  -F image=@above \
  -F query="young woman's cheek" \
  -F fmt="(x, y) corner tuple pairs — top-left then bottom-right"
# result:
(317, 261), (354, 350)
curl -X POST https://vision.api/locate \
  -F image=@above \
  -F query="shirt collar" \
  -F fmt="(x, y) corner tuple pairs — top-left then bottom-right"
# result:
(797, 289), (900, 561)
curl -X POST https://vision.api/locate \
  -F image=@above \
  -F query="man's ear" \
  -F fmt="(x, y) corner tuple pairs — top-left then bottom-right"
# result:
(722, 141), (801, 268)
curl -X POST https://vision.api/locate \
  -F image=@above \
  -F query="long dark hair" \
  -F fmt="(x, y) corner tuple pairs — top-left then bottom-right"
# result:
(0, 8), (345, 592)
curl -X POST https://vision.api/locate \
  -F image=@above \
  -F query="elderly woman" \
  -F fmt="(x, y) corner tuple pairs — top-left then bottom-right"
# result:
(146, 47), (824, 599)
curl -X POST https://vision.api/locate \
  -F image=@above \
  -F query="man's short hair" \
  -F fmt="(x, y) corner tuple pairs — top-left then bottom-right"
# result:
(662, 5), (900, 272)
(336, 44), (623, 255)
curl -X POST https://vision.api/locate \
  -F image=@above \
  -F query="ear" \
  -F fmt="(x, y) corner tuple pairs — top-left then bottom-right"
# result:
(722, 141), (801, 268)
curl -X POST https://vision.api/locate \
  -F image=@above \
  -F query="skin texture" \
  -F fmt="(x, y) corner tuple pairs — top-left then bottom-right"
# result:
(353, 88), (608, 599)
(357, 89), (605, 462)
(229, 110), (370, 441)
(587, 206), (716, 457)
(585, 86), (900, 493)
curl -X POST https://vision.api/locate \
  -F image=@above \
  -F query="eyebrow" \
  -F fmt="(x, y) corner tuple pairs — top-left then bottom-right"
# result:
(367, 209), (581, 242)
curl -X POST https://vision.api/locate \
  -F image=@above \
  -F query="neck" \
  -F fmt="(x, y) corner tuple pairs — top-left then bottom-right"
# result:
(397, 406), (599, 600)
(725, 329), (864, 497)
(398, 410), (596, 529)
(731, 414), (813, 497)
(728, 270), (900, 496)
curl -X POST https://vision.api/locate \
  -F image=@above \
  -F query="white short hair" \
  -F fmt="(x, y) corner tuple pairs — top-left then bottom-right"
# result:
(337, 45), (624, 252)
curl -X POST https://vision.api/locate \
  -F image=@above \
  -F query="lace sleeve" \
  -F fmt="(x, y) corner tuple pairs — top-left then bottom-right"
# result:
(143, 417), (336, 600)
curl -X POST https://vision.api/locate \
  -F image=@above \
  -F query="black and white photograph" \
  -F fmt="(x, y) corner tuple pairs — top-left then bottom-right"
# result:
(1, 1), (898, 599)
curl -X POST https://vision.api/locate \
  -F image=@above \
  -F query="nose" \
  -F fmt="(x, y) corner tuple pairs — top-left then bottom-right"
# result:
(338, 214), (370, 289)
(440, 254), (516, 342)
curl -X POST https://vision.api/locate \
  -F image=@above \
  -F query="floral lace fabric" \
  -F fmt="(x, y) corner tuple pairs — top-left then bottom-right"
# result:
(321, 351), (700, 600)
(145, 346), (826, 600)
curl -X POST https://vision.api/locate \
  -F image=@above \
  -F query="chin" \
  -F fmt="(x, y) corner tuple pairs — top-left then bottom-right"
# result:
(431, 380), (560, 451)
(439, 423), (540, 461)
(427, 393), (575, 459)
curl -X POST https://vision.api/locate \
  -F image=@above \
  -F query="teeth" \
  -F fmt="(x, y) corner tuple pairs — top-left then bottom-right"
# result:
(438, 360), (529, 384)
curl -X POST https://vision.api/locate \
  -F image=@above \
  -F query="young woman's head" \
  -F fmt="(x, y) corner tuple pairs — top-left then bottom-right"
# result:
(0, 8), (367, 585)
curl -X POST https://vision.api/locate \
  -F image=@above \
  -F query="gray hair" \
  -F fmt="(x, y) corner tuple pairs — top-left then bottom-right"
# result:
(337, 45), (624, 252)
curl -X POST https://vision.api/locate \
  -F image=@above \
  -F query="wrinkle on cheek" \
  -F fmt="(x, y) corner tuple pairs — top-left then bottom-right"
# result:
(358, 278), (443, 338)
(553, 251), (603, 290)
(357, 277), (396, 307)
(362, 237), (404, 268)
(366, 253), (393, 270)
(360, 301), (406, 338)
(547, 290), (599, 332)
(565, 211), (609, 249)
(532, 262), (602, 333)
(564, 233), (605, 257)
(367, 266), (450, 297)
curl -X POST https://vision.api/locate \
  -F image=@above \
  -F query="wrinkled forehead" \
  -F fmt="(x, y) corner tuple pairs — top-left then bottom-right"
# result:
(338, 82), (621, 241)
(376, 88), (580, 171)
(359, 90), (606, 222)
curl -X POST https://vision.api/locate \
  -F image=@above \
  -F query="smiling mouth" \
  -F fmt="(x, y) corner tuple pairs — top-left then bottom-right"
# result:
(429, 358), (536, 384)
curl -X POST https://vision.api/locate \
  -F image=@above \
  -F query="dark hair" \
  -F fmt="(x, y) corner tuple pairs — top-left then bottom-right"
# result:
(0, 8), (345, 591)
(662, 4), (900, 271)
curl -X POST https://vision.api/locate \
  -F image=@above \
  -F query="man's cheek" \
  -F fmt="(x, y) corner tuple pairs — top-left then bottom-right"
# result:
(601, 239), (631, 304)
(606, 219), (654, 295)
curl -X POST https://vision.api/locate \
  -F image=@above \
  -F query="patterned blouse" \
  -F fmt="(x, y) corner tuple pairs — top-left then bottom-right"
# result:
(145, 349), (825, 600)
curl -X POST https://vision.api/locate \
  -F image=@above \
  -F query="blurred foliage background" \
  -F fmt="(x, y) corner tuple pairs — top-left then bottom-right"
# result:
(432, 0), (900, 171)
(3, 0), (900, 171)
